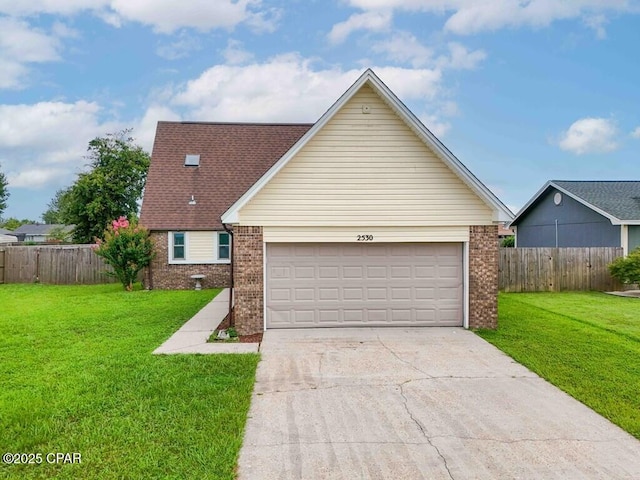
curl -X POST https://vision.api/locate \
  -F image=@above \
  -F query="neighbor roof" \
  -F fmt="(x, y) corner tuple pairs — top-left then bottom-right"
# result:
(0, 228), (12, 235)
(12, 224), (72, 235)
(512, 180), (640, 226)
(139, 122), (313, 230)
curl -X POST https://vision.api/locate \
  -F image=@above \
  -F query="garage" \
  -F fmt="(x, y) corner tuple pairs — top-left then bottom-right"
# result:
(266, 242), (463, 328)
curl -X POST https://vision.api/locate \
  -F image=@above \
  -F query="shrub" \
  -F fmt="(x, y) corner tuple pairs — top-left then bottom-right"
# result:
(608, 247), (640, 285)
(93, 217), (154, 291)
(500, 235), (515, 248)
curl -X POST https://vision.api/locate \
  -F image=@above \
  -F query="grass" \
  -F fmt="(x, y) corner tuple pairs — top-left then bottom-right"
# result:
(477, 292), (640, 439)
(0, 284), (259, 480)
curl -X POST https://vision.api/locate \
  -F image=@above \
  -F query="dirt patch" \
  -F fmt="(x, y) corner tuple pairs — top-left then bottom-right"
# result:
(239, 333), (263, 344)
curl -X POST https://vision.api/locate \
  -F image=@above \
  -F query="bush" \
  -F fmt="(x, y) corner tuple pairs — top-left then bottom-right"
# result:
(93, 217), (154, 291)
(500, 236), (515, 248)
(608, 247), (640, 285)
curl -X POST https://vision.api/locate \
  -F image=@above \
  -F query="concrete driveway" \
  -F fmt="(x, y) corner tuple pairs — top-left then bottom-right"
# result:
(238, 328), (640, 479)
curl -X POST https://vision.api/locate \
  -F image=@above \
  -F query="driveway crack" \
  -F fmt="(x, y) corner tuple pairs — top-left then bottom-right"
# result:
(399, 381), (455, 480)
(376, 333), (433, 377)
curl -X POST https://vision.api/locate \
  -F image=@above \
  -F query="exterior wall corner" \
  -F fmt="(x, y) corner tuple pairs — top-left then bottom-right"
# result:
(468, 225), (498, 329)
(232, 226), (264, 335)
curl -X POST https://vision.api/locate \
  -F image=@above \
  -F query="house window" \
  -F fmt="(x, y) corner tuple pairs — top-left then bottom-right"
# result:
(218, 232), (230, 260)
(172, 232), (185, 260)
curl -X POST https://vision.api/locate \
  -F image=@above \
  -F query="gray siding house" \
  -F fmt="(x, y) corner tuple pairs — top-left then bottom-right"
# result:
(511, 181), (640, 253)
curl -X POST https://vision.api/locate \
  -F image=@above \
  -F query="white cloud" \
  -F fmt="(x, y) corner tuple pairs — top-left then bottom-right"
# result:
(0, 101), (121, 189)
(558, 117), (618, 155)
(0, 0), (274, 34)
(156, 34), (201, 60)
(170, 56), (444, 123)
(437, 42), (486, 70)
(372, 31), (432, 67)
(0, 17), (64, 89)
(341, 0), (636, 37)
(328, 10), (392, 44)
(221, 39), (255, 65)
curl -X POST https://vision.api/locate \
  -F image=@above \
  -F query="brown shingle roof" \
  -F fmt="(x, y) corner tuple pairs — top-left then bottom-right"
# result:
(140, 122), (313, 230)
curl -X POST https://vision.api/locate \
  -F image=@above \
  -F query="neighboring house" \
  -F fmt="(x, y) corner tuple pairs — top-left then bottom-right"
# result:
(0, 228), (17, 244)
(140, 69), (513, 335)
(511, 180), (640, 253)
(12, 224), (73, 243)
(498, 223), (514, 238)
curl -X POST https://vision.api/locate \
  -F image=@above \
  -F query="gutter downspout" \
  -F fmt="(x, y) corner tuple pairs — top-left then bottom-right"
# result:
(222, 223), (234, 328)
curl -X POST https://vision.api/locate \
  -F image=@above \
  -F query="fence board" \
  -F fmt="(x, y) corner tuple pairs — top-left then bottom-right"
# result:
(0, 248), (4, 284)
(2, 246), (114, 285)
(499, 247), (624, 292)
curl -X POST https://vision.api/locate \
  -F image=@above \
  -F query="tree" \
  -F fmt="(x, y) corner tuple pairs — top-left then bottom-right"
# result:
(609, 247), (640, 285)
(0, 217), (36, 231)
(93, 216), (154, 291)
(42, 188), (72, 224)
(64, 130), (150, 243)
(0, 162), (8, 219)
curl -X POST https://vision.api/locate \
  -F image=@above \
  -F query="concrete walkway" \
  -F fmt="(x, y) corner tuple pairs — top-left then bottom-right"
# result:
(238, 327), (640, 479)
(153, 289), (259, 354)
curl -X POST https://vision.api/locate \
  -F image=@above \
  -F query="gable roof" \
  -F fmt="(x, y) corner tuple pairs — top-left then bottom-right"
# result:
(139, 122), (313, 230)
(511, 180), (640, 226)
(0, 228), (12, 235)
(222, 68), (513, 224)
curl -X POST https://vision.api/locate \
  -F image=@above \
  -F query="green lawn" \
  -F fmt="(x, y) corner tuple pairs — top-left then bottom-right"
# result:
(477, 292), (640, 439)
(0, 284), (259, 480)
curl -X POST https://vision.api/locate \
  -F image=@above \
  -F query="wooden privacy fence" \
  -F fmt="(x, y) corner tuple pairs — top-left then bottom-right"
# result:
(0, 245), (114, 285)
(499, 247), (624, 292)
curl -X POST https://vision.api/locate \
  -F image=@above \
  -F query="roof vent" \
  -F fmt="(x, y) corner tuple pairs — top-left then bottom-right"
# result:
(184, 154), (200, 166)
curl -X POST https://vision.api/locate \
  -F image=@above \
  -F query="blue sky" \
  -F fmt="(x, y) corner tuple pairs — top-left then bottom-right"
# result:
(1, 0), (639, 222)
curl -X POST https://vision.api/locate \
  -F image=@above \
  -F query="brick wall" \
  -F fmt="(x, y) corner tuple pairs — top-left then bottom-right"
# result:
(145, 231), (231, 290)
(233, 226), (263, 335)
(469, 225), (499, 329)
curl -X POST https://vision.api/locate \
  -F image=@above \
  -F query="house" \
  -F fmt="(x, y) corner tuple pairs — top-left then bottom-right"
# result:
(140, 69), (513, 335)
(12, 224), (73, 243)
(0, 228), (17, 244)
(511, 181), (640, 253)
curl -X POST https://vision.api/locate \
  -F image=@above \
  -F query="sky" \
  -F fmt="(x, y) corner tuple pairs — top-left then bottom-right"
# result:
(1, 0), (639, 222)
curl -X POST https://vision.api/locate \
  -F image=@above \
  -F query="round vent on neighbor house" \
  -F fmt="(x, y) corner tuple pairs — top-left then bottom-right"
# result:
(553, 192), (562, 205)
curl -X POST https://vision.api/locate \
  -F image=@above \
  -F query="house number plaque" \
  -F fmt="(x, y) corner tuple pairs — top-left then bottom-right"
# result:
(357, 235), (374, 241)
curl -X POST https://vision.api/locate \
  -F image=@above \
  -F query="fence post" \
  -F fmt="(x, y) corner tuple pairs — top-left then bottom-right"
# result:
(0, 248), (4, 284)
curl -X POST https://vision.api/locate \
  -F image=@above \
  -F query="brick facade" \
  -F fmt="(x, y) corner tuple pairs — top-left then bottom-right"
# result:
(469, 225), (499, 329)
(145, 231), (231, 290)
(232, 226), (264, 335)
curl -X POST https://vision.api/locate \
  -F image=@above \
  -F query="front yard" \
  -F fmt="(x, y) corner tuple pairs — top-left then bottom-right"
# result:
(0, 284), (259, 480)
(478, 292), (640, 439)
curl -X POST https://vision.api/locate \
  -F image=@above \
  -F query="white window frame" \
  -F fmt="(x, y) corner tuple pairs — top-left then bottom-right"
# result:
(169, 231), (188, 263)
(217, 231), (231, 261)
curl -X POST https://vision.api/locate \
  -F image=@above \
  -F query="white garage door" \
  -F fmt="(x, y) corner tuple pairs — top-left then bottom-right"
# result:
(266, 243), (463, 328)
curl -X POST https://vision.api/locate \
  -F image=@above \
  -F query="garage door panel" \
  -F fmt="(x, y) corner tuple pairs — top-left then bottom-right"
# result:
(266, 243), (463, 328)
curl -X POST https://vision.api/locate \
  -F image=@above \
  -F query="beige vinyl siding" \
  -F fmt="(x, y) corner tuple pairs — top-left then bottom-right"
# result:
(263, 226), (470, 243)
(239, 84), (494, 226)
(188, 231), (215, 263)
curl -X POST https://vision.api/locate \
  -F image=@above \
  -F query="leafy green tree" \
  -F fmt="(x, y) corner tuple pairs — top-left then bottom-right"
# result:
(0, 163), (8, 219)
(0, 218), (36, 231)
(42, 188), (72, 224)
(93, 216), (154, 291)
(64, 130), (150, 243)
(609, 247), (640, 285)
